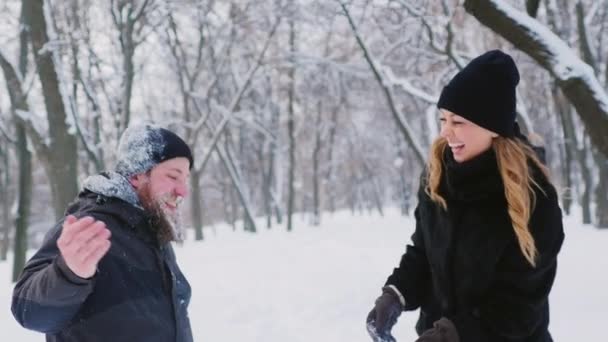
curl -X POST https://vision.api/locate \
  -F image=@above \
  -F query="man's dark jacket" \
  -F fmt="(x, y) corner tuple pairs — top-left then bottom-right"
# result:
(386, 148), (564, 341)
(11, 186), (193, 342)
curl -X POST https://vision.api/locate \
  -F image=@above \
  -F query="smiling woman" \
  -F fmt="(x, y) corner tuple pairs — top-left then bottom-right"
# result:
(366, 50), (564, 342)
(438, 110), (498, 163)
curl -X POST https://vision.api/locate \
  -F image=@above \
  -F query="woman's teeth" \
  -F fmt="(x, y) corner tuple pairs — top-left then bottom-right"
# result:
(448, 143), (464, 148)
(449, 143), (465, 153)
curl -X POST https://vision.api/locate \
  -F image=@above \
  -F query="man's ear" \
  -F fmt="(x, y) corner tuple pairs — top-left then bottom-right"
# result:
(129, 174), (145, 189)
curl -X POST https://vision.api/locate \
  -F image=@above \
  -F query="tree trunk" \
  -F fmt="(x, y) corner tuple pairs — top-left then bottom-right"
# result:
(394, 130), (412, 216)
(221, 180), (236, 231)
(229, 183), (238, 231)
(286, 11), (296, 232)
(464, 0), (608, 160)
(580, 137), (593, 224)
(190, 170), (204, 240)
(573, 0), (608, 228)
(0, 146), (10, 261)
(220, 139), (257, 233)
(261, 138), (273, 229)
(271, 106), (283, 225)
(312, 101), (322, 226)
(362, 162), (384, 217)
(553, 86), (573, 215)
(0, 4), (33, 278)
(594, 153), (608, 228)
(13, 122), (33, 282)
(23, 0), (79, 219)
(111, 0), (149, 135)
(325, 104), (339, 213)
(121, 34), (135, 134)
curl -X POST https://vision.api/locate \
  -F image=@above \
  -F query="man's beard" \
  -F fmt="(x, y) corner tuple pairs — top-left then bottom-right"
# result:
(138, 182), (185, 244)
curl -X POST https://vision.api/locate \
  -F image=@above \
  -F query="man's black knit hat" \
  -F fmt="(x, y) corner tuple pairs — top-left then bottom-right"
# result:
(437, 50), (520, 137)
(115, 123), (194, 177)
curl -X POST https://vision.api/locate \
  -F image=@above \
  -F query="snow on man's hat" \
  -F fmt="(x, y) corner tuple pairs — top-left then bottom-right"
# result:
(114, 123), (193, 177)
(437, 49), (520, 137)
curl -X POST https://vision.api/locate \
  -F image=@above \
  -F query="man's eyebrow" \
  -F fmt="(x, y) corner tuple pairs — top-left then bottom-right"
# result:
(169, 168), (183, 174)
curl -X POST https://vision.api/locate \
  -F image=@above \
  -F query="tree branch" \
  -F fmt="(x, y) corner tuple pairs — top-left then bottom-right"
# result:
(464, 0), (608, 159)
(193, 17), (281, 173)
(0, 50), (49, 158)
(340, 0), (425, 166)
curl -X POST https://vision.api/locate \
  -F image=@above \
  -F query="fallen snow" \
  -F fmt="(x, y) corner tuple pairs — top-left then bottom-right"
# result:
(0, 208), (606, 341)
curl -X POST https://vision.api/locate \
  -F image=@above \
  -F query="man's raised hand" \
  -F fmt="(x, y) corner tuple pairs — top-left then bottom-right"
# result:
(57, 215), (111, 279)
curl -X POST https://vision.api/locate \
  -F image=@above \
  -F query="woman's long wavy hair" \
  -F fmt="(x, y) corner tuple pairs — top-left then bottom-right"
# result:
(425, 137), (551, 267)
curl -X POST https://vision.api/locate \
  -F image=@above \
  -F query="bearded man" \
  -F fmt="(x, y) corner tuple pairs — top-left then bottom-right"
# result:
(11, 124), (194, 342)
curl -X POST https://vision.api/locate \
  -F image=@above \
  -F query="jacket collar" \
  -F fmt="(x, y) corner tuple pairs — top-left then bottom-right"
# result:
(440, 147), (506, 204)
(66, 174), (158, 246)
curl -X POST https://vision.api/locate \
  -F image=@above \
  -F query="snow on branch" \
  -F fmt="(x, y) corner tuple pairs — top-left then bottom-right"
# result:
(382, 66), (438, 104)
(464, 0), (608, 158)
(0, 118), (17, 145)
(339, 0), (426, 167)
(193, 17), (282, 173)
(0, 50), (49, 157)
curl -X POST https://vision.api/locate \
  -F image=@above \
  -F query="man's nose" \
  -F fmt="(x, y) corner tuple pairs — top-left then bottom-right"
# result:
(175, 183), (188, 198)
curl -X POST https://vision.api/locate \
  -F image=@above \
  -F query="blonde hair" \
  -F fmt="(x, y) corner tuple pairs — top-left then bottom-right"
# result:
(425, 137), (551, 267)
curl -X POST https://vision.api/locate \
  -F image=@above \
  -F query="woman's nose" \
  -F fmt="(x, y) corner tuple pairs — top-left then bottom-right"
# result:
(440, 124), (452, 139)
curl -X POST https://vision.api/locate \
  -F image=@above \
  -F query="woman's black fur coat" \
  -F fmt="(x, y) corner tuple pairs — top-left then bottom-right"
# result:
(386, 147), (564, 342)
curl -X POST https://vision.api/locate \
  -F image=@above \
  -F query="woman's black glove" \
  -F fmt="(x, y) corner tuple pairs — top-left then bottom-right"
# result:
(366, 286), (404, 342)
(415, 317), (460, 342)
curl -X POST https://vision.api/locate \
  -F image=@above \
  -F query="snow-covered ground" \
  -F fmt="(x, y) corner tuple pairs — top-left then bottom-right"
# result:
(1, 208), (606, 341)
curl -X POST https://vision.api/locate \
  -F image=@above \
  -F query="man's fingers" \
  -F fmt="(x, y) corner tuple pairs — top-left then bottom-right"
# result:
(65, 215), (78, 225)
(71, 221), (107, 248)
(59, 216), (96, 244)
(81, 239), (111, 267)
(58, 218), (111, 267)
(73, 227), (111, 257)
(68, 216), (97, 233)
(60, 216), (106, 246)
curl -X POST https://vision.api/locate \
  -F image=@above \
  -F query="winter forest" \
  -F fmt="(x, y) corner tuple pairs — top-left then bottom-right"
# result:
(0, 0), (608, 340)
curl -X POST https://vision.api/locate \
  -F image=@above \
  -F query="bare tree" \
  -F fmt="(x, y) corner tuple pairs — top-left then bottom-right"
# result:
(340, 1), (425, 167)
(286, 0), (297, 232)
(0, 3), (33, 279)
(22, 0), (79, 219)
(0, 135), (12, 261)
(110, 0), (157, 135)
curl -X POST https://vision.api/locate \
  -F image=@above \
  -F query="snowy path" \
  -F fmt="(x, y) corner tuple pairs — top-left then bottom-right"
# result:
(1, 208), (606, 341)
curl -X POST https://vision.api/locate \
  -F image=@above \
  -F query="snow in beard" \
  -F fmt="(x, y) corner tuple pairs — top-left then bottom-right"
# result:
(84, 123), (193, 241)
(117, 123), (193, 240)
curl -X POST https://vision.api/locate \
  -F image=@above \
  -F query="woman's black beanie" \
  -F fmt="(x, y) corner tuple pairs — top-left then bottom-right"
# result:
(437, 50), (520, 137)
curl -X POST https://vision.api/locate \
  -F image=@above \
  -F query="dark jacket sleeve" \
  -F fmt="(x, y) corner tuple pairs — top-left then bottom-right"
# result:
(385, 184), (432, 311)
(451, 183), (565, 340)
(11, 220), (95, 333)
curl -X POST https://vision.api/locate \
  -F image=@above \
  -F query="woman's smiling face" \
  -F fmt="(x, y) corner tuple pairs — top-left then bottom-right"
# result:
(439, 109), (498, 163)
